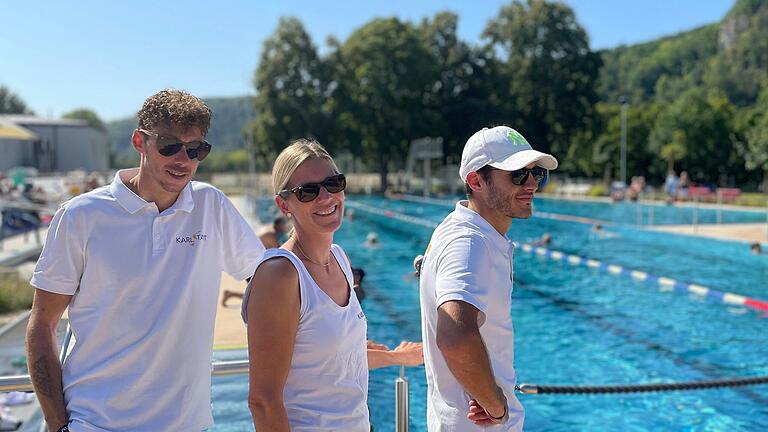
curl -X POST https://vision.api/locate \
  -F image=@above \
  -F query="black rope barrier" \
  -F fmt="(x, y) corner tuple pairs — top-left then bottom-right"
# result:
(516, 376), (768, 395)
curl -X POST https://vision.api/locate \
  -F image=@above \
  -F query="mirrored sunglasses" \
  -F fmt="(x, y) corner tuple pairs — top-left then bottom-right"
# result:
(139, 129), (212, 161)
(279, 174), (347, 202)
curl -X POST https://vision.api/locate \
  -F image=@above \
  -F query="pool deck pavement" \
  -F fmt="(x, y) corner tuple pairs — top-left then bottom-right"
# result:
(649, 222), (768, 244)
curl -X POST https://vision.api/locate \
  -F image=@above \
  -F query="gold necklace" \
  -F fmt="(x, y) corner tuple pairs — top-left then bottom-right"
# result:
(293, 237), (331, 267)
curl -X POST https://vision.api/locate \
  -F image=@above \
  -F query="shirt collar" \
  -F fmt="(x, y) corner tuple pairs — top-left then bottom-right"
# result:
(110, 168), (195, 214)
(453, 200), (512, 252)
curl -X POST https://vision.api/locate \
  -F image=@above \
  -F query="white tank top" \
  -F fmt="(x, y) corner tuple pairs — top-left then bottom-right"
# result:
(242, 244), (370, 431)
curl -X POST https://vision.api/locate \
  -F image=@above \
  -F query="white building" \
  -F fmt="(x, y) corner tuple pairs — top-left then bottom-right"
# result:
(0, 115), (109, 173)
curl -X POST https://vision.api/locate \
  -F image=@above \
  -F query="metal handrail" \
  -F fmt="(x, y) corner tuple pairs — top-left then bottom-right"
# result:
(395, 365), (410, 432)
(1, 359), (252, 393)
(7, 326), (414, 431)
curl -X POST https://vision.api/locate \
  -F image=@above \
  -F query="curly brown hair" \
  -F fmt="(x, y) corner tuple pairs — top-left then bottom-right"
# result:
(137, 89), (212, 136)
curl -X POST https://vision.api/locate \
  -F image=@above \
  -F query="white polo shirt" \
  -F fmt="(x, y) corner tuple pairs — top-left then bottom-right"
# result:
(419, 200), (524, 432)
(31, 169), (265, 432)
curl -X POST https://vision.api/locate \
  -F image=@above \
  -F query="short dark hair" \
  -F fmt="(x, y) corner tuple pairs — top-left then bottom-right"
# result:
(351, 267), (366, 285)
(137, 89), (212, 136)
(465, 165), (494, 197)
(273, 216), (287, 229)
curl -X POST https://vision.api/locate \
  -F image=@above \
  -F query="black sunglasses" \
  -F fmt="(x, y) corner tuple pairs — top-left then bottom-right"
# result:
(279, 174), (347, 202)
(139, 129), (212, 161)
(489, 166), (548, 186)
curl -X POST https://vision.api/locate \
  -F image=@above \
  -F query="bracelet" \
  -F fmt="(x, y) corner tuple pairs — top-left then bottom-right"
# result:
(56, 425), (70, 432)
(486, 404), (507, 421)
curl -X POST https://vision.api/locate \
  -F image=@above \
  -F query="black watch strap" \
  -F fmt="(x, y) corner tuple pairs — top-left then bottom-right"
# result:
(56, 425), (70, 432)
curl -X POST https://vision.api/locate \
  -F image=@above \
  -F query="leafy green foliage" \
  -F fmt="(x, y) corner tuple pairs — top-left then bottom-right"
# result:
(250, 17), (327, 164)
(63, 108), (106, 130)
(0, 85), (32, 114)
(97, 0), (768, 190)
(483, 0), (601, 156)
(649, 89), (736, 183)
(331, 17), (437, 188)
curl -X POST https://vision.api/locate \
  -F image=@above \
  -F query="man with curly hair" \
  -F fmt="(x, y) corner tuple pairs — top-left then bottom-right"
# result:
(26, 89), (266, 432)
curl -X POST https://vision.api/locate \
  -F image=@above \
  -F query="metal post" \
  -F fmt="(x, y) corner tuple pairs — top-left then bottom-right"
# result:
(693, 196), (699, 234)
(619, 97), (628, 187)
(716, 190), (722, 224)
(423, 157), (431, 198)
(0, 205), (5, 251)
(395, 365), (409, 432)
(648, 193), (655, 225)
(246, 131), (257, 216)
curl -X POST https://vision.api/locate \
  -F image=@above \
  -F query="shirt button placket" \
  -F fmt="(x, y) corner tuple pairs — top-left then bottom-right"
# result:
(152, 217), (163, 254)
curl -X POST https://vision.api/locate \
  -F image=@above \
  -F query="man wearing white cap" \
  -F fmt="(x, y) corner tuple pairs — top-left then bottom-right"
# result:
(419, 126), (557, 431)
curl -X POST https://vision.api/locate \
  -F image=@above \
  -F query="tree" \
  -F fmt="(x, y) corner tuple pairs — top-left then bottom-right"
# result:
(573, 102), (661, 181)
(63, 108), (106, 130)
(334, 18), (437, 191)
(483, 0), (601, 160)
(251, 17), (327, 161)
(0, 85), (32, 114)
(704, 0), (768, 106)
(649, 89), (736, 184)
(734, 84), (768, 191)
(418, 12), (504, 161)
(660, 131), (687, 172)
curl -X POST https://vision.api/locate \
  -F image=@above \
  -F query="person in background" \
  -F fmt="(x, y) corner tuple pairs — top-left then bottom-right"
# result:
(532, 232), (552, 247)
(259, 216), (289, 249)
(751, 242), (763, 255)
(25, 89), (266, 432)
(352, 267), (366, 302)
(678, 171), (690, 201)
(221, 216), (291, 306)
(664, 170), (679, 204)
(364, 231), (380, 248)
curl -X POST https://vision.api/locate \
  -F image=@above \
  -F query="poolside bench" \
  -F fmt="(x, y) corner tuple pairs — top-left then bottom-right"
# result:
(686, 186), (741, 203)
(715, 188), (741, 203)
(687, 186), (714, 201)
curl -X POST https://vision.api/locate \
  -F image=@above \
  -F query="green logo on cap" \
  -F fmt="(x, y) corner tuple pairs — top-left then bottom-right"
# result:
(507, 129), (529, 146)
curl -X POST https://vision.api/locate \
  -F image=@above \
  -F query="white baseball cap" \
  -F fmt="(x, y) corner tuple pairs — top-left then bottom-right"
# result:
(459, 126), (558, 181)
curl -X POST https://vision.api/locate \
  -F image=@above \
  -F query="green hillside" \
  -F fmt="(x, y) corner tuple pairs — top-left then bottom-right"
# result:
(598, 0), (767, 106)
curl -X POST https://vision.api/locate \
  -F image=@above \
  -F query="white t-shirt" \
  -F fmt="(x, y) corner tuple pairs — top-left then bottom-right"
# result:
(419, 200), (524, 432)
(30, 169), (265, 432)
(242, 245), (370, 431)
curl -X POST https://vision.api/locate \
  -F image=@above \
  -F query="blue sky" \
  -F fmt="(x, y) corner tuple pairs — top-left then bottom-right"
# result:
(1, 0), (733, 121)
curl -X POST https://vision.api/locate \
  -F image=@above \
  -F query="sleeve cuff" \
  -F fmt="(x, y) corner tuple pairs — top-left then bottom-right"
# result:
(437, 291), (487, 314)
(30, 275), (77, 296)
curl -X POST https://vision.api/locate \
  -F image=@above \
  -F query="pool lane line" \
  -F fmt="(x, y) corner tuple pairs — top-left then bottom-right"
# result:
(346, 200), (768, 314)
(392, 194), (614, 227)
(519, 243), (768, 313)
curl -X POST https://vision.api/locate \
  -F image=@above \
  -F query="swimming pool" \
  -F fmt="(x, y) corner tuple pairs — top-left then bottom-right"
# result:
(535, 196), (768, 225)
(209, 195), (768, 431)
(400, 194), (768, 226)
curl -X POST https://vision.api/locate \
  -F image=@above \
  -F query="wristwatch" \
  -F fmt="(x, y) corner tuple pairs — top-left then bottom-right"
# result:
(56, 425), (70, 432)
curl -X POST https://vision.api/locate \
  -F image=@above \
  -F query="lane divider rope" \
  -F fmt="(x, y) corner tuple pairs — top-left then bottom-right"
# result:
(346, 200), (768, 313)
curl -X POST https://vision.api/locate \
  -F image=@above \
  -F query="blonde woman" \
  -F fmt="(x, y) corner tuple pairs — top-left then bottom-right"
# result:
(243, 139), (422, 431)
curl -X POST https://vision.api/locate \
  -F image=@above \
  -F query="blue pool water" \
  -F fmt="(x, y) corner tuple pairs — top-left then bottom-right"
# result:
(210, 196), (768, 431)
(534, 196), (768, 225)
